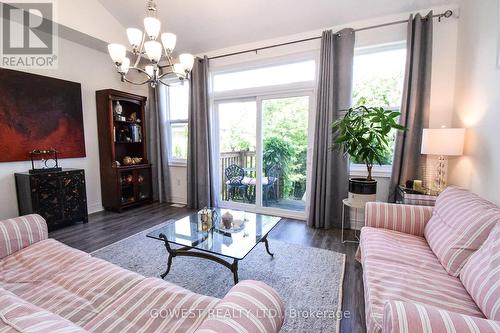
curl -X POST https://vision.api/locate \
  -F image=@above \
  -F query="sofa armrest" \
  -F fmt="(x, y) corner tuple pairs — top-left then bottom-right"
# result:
(383, 301), (500, 333)
(195, 280), (285, 333)
(0, 214), (48, 260)
(365, 202), (433, 237)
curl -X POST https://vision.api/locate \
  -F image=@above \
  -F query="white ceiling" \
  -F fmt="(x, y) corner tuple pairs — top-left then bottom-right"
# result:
(98, 0), (456, 55)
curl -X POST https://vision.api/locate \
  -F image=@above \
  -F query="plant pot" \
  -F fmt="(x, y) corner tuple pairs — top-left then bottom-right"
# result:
(348, 177), (377, 208)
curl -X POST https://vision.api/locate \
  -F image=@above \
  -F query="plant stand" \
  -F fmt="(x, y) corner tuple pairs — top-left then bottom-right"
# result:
(341, 198), (365, 244)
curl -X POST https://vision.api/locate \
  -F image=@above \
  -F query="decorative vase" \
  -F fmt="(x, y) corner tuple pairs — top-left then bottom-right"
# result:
(114, 101), (123, 115)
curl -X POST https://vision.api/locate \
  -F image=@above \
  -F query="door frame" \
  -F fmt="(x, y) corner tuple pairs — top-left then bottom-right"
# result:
(213, 89), (315, 221)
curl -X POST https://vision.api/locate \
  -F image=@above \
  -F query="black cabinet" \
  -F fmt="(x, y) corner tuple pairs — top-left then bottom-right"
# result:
(15, 169), (88, 230)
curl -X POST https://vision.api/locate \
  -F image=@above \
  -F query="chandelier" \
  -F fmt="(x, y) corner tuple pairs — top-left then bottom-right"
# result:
(107, 0), (194, 87)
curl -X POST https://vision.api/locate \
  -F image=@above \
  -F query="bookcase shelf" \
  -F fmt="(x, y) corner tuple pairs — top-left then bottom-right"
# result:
(96, 89), (153, 212)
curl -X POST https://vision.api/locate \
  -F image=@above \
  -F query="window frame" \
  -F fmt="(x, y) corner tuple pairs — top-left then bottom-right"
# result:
(349, 42), (406, 178)
(164, 81), (189, 166)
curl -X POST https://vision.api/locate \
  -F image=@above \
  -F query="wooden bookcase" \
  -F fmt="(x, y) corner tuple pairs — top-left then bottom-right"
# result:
(96, 89), (153, 211)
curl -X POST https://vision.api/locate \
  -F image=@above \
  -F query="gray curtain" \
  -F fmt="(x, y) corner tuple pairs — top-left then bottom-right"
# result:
(187, 56), (215, 209)
(307, 29), (355, 229)
(147, 86), (170, 203)
(389, 12), (433, 202)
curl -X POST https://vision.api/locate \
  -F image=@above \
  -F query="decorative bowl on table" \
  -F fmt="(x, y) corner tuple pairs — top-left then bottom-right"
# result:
(216, 219), (246, 233)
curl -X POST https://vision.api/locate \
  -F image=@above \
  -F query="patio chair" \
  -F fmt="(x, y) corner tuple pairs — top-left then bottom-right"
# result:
(224, 164), (249, 202)
(263, 165), (280, 206)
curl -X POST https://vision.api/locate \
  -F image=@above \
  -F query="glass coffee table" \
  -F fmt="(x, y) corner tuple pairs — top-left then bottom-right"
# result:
(147, 209), (281, 284)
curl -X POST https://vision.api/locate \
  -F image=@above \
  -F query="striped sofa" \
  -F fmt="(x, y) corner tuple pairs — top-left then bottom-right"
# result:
(0, 214), (285, 333)
(357, 186), (500, 333)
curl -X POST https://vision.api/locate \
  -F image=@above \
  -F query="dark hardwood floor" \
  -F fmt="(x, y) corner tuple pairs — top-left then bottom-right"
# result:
(50, 202), (365, 333)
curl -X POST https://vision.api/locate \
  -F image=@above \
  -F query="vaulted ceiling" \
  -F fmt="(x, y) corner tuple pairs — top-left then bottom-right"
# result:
(98, 0), (456, 54)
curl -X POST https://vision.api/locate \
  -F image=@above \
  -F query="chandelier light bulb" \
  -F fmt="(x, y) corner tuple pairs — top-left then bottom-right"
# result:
(173, 63), (185, 77)
(161, 32), (177, 52)
(145, 65), (155, 78)
(119, 57), (130, 74)
(126, 28), (143, 48)
(144, 17), (161, 40)
(144, 40), (162, 63)
(107, 44), (126, 64)
(179, 53), (195, 72)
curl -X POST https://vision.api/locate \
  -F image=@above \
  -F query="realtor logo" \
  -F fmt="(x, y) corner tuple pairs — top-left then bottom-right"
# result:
(1, 1), (58, 68)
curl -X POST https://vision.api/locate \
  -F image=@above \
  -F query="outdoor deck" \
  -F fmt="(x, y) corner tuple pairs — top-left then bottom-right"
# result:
(223, 196), (305, 212)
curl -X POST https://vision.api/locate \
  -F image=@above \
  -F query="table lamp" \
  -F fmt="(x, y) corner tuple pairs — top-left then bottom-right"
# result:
(421, 128), (465, 192)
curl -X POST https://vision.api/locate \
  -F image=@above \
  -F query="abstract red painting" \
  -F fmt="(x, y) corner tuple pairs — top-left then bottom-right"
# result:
(0, 68), (86, 162)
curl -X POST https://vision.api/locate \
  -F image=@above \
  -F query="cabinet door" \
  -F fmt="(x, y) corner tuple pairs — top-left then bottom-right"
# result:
(31, 174), (63, 224)
(135, 168), (152, 201)
(119, 169), (136, 205)
(60, 172), (87, 221)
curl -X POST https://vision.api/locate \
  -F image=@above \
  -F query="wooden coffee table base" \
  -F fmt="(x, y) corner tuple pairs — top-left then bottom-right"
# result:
(158, 233), (274, 284)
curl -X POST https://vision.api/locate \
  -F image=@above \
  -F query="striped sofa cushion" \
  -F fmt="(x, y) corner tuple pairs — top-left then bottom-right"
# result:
(0, 287), (89, 333)
(0, 214), (48, 260)
(460, 223), (500, 321)
(383, 301), (500, 333)
(83, 277), (220, 333)
(13, 257), (144, 328)
(424, 187), (500, 277)
(0, 239), (90, 288)
(359, 227), (484, 333)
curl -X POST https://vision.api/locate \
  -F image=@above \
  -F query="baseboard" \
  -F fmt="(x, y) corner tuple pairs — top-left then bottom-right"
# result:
(88, 202), (104, 214)
(169, 196), (187, 205)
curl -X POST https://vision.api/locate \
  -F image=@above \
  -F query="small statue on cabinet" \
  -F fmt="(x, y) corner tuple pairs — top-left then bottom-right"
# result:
(128, 112), (137, 123)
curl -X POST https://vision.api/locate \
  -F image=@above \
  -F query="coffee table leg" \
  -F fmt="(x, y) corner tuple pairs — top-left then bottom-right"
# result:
(231, 259), (239, 284)
(262, 236), (274, 257)
(161, 253), (173, 279)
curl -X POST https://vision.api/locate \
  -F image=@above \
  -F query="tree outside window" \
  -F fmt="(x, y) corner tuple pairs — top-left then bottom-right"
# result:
(351, 46), (406, 166)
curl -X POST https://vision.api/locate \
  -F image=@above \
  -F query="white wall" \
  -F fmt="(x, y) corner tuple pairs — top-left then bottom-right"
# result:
(0, 36), (147, 219)
(169, 5), (459, 205)
(448, 0), (500, 205)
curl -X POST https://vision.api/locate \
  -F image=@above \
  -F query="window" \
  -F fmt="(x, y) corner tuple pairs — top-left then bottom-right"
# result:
(351, 44), (406, 169)
(213, 60), (315, 92)
(167, 83), (189, 163)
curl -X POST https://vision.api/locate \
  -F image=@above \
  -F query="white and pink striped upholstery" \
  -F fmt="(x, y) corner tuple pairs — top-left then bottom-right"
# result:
(460, 223), (500, 321)
(0, 214), (47, 260)
(364, 202), (434, 237)
(194, 280), (285, 333)
(83, 277), (220, 333)
(0, 287), (89, 333)
(383, 301), (500, 333)
(0, 215), (284, 333)
(424, 186), (500, 276)
(359, 227), (484, 333)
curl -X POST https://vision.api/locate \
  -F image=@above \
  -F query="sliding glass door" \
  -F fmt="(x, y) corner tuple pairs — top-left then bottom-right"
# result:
(215, 93), (312, 218)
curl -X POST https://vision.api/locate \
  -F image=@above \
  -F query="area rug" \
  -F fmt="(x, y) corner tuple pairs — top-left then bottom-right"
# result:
(92, 222), (346, 332)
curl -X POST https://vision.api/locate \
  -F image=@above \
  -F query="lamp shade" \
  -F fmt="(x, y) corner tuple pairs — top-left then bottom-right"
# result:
(179, 53), (194, 71)
(161, 32), (177, 51)
(144, 17), (161, 40)
(421, 128), (465, 156)
(119, 57), (130, 74)
(126, 28), (143, 47)
(107, 44), (126, 64)
(144, 40), (162, 63)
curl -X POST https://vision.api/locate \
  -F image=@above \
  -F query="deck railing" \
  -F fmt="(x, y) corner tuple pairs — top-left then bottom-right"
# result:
(220, 151), (286, 202)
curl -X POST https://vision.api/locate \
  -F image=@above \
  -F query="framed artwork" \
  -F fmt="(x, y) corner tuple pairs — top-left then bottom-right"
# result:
(0, 68), (86, 162)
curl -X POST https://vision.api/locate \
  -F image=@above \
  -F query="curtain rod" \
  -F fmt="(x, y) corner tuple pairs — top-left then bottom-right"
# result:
(208, 9), (453, 60)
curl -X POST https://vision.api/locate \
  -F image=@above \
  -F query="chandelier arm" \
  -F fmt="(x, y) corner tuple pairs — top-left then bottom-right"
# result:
(133, 32), (147, 68)
(121, 74), (153, 86)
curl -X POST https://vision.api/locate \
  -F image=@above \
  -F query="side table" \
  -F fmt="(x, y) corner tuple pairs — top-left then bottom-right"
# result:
(341, 198), (365, 244)
(395, 185), (437, 206)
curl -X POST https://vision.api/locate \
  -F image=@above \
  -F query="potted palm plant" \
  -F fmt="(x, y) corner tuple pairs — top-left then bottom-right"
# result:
(332, 105), (405, 205)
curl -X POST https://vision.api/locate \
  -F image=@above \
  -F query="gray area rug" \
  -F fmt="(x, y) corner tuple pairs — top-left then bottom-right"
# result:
(92, 222), (345, 333)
